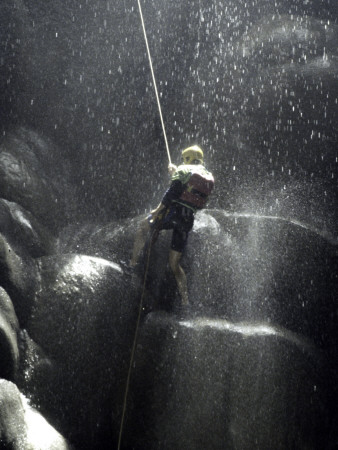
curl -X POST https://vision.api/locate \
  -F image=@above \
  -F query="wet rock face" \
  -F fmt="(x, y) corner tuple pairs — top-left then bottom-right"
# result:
(124, 312), (331, 450)
(0, 233), (39, 325)
(0, 0), (337, 448)
(186, 211), (338, 343)
(25, 254), (141, 447)
(0, 379), (29, 448)
(0, 127), (74, 231)
(0, 379), (72, 450)
(0, 288), (19, 380)
(0, 175), (336, 449)
(50, 209), (337, 449)
(27, 254), (139, 375)
(0, 198), (55, 258)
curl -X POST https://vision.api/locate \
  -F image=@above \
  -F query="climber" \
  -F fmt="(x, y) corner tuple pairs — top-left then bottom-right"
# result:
(129, 145), (214, 306)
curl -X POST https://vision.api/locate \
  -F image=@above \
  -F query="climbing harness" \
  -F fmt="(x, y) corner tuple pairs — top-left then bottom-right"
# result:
(117, 227), (157, 450)
(147, 208), (168, 244)
(137, 0), (171, 165)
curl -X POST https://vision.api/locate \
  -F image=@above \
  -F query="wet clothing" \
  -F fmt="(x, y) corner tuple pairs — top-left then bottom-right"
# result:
(164, 164), (214, 212)
(148, 204), (194, 252)
(161, 180), (186, 208)
(150, 164), (214, 252)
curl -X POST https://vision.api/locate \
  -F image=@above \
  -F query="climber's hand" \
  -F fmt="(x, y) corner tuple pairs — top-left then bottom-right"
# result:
(168, 163), (177, 176)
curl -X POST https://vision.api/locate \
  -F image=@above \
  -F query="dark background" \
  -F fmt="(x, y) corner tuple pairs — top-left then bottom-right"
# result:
(0, 0), (337, 232)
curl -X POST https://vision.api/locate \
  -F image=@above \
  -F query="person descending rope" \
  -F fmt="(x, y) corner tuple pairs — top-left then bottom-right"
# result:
(118, 6), (212, 450)
(129, 145), (214, 306)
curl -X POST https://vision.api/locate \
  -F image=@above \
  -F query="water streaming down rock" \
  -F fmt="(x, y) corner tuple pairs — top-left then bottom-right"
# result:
(124, 313), (330, 450)
(0, 0), (337, 449)
(1, 202), (336, 449)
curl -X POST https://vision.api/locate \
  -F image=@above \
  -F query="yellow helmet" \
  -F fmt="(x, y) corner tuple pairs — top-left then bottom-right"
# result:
(182, 145), (204, 165)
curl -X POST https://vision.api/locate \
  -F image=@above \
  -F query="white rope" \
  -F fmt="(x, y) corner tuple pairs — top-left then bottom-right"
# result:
(117, 231), (155, 450)
(137, 0), (171, 164)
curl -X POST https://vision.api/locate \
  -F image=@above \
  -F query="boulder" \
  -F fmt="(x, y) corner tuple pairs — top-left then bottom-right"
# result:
(50, 212), (338, 448)
(0, 150), (59, 231)
(25, 253), (143, 448)
(0, 379), (28, 449)
(0, 198), (55, 258)
(0, 288), (19, 380)
(0, 127), (74, 231)
(0, 1), (336, 447)
(123, 312), (331, 450)
(0, 233), (39, 325)
(0, 379), (71, 449)
(16, 329), (59, 425)
(56, 210), (338, 348)
(188, 211), (338, 347)
(56, 216), (141, 263)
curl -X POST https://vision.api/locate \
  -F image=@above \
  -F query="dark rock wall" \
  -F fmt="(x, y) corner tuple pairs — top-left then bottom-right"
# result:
(45, 211), (337, 449)
(0, 0), (337, 449)
(0, 197), (336, 448)
(125, 313), (331, 450)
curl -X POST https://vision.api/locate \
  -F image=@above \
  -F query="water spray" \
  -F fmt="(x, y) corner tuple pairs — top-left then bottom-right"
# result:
(137, 0), (172, 164)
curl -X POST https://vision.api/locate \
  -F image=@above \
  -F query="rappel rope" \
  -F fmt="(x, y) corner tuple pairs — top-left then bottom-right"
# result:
(117, 230), (156, 450)
(137, 0), (171, 165)
(117, 4), (172, 447)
